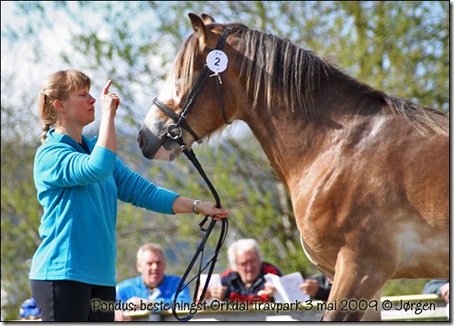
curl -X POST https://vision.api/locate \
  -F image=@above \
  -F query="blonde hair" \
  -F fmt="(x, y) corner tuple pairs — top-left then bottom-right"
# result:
(38, 69), (92, 143)
(227, 238), (262, 270)
(136, 243), (165, 262)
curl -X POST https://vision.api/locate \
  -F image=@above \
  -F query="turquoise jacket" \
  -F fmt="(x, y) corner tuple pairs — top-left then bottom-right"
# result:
(30, 130), (180, 286)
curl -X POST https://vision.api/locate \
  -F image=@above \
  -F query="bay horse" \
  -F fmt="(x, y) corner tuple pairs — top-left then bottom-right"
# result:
(137, 13), (449, 321)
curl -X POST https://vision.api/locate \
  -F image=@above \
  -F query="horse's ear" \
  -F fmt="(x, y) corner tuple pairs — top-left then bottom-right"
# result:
(188, 13), (207, 45)
(201, 13), (216, 24)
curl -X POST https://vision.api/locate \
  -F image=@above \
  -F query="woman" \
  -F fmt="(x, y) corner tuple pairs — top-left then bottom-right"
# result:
(30, 69), (228, 321)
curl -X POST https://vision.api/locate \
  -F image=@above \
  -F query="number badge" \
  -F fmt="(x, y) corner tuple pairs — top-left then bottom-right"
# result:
(206, 50), (228, 73)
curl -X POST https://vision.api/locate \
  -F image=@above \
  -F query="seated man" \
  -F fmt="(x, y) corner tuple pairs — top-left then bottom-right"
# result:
(205, 238), (282, 303)
(115, 243), (191, 321)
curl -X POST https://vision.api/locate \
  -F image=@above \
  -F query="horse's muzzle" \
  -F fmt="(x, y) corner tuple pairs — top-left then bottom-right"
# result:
(137, 127), (163, 160)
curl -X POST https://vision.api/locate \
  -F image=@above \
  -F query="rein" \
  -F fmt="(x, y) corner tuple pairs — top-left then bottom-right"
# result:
(154, 27), (231, 321)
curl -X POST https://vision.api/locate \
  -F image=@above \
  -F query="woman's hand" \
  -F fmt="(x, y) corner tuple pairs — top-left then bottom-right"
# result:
(196, 201), (229, 220)
(97, 79), (120, 153)
(172, 197), (228, 220)
(100, 80), (120, 118)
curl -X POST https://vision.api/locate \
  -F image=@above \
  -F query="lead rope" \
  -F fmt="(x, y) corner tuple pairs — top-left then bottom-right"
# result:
(171, 143), (228, 322)
(159, 27), (232, 321)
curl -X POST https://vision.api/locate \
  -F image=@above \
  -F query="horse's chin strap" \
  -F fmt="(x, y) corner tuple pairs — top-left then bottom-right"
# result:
(153, 98), (202, 143)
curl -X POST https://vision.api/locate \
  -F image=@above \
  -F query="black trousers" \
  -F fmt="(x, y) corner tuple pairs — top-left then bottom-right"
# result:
(31, 280), (115, 321)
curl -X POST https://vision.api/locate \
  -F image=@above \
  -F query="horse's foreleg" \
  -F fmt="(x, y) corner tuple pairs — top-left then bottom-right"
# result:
(321, 247), (394, 321)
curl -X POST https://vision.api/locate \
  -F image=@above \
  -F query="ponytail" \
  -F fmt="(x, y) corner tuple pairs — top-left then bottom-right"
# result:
(38, 91), (57, 143)
(41, 123), (51, 143)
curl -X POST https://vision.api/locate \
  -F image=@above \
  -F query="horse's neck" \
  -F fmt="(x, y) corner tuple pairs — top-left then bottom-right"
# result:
(242, 111), (323, 189)
(241, 93), (383, 192)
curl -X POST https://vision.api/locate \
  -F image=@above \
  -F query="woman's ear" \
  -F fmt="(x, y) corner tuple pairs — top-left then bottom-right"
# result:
(53, 99), (65, 112)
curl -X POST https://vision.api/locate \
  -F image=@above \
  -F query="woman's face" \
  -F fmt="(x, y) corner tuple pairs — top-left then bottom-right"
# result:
(59, 86), (96, 127)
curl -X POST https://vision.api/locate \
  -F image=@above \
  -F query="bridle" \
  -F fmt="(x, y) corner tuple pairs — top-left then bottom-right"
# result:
(153, 27), (232, 145)
(153, 27), (231, 321)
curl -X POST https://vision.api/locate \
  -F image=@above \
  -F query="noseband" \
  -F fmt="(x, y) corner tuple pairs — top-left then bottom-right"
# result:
(153, 26), (231, 145)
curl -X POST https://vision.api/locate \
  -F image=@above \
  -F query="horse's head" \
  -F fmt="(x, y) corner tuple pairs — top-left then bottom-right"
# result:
(138, 13), (245, 161)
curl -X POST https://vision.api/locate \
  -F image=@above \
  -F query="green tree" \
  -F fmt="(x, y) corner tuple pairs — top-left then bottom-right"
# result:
(1, 87), (42, 319)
